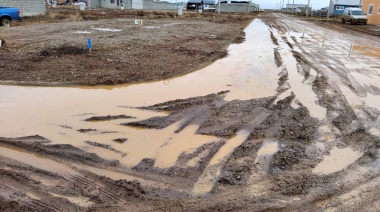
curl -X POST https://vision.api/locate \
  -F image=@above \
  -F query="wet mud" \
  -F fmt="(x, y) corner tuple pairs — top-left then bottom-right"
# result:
(85, 115), (134, 122)
(1, 12), (380, 211)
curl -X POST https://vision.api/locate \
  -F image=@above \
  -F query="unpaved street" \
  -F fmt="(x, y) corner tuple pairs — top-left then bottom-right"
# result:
(0, 12), (380, 211)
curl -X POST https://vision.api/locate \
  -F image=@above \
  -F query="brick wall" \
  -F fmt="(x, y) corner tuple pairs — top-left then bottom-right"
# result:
(0, 0), (46, 17)
(143, 0), (176, 10)
(88, 0), (101, 8)
(216, 3), (256, 13)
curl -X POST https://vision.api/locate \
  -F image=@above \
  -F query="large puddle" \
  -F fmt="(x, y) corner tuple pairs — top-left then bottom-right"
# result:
(0, 19), (279, 170)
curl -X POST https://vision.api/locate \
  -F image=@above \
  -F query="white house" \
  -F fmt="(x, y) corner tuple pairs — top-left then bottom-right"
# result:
(329, 0), (361, 16)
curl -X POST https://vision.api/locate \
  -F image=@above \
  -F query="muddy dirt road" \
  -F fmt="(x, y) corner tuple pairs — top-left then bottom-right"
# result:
(1, 13), (380, 211)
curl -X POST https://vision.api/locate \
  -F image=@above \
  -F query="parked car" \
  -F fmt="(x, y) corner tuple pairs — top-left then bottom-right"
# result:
(341, 8), (367, 25)
(0, 7), (21, 27)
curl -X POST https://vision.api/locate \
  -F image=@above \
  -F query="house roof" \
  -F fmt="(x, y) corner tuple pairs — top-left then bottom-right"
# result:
(331, 0), (360, 6)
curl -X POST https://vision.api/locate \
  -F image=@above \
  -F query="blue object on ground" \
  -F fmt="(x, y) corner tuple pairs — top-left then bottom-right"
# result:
(87, 38), (92, 49)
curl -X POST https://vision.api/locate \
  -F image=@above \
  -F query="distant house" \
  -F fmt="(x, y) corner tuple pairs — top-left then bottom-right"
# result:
(88, 0), (124, 9)
(313, 7), (329, 17)
(283, 4), (311, 13)
(362, 0), (380, 25)
(329, 0), (360, 16)
(320, 7), (329, 12)
(203, 0), (216, 10)
(215, 1), (258, 13)
(187, 0), (202, 10)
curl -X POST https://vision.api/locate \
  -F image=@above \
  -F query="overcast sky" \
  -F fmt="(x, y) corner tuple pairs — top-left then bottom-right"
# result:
(253, 0), (330, 10)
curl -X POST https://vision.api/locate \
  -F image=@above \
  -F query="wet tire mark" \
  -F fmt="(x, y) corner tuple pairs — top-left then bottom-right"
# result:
(0, 178), (61, 211)
(67, 175), (123, 204)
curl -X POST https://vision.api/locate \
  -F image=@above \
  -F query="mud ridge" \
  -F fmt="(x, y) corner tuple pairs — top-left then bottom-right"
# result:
(274, 48), (283, 67)
(84, 141), (127, 156)
(85, 115), (135, 122)
(270, 30), (279, 45)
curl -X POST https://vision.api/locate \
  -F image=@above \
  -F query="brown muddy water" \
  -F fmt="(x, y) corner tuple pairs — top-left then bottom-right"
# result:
(0, 19), (278, 170)
(0, 146), (79, 176)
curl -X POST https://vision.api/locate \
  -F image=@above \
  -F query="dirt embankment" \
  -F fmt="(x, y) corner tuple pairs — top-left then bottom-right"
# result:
(0, 8), (255, 86)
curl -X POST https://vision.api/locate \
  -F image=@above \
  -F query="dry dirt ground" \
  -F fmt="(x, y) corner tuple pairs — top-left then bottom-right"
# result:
(1, 10), (380, 212)
(0, 8), (253, 85)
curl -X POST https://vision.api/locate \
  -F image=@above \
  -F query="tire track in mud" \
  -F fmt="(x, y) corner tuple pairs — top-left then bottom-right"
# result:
(270, 28), (327, 120)
(259, 14), (380, 211)
(0, 177), (61, 211)
(268, 17), (373, 133)
(193, 108), (272, 195)
(0, 146), (130, 207)
(283, 20), (379, 132)
(65, 174), (123, 204)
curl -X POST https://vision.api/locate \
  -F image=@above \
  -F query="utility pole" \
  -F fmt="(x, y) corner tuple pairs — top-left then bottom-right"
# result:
(311, 4), (313, 17)
(292, 0), (294, 14)
(327, 7), (330, 20)
(218, 0), (221, 14)
(306, 0), (310, 17)
(287, 0), (289, 12)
